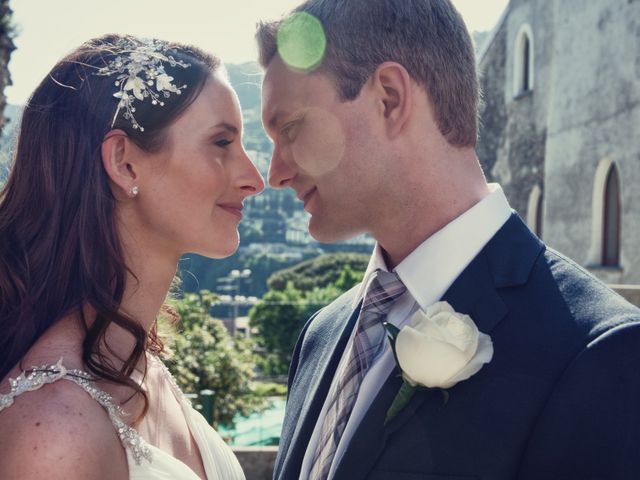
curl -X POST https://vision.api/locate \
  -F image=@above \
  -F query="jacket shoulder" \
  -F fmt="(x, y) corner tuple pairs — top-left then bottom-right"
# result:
(540, 247), (640, 335)
(306, 284), (362, 334)
(287, 284), (362, 388)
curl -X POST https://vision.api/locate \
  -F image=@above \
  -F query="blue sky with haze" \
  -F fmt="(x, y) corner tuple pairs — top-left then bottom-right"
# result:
(6, 0), (508, 105)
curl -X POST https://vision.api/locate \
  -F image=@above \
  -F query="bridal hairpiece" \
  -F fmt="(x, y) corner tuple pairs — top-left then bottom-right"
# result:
(96, 38), (191, 132)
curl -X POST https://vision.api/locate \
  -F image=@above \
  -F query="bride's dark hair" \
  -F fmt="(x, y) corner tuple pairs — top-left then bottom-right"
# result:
(0, 34), (219, 416)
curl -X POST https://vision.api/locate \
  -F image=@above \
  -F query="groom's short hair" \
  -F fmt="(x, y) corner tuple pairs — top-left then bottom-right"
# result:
(256, 0), (479, 147)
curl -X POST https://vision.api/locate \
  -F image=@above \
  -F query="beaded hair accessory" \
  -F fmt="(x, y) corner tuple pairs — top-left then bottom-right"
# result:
(96, 38), (191, 132)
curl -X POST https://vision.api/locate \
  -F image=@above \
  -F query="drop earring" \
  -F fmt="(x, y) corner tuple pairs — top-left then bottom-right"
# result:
(129, 185), (139, 197)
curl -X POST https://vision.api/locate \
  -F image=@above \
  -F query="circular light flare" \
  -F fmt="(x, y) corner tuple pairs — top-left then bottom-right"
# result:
(277, 12), (327, 73)
(291, 106), (346, 177)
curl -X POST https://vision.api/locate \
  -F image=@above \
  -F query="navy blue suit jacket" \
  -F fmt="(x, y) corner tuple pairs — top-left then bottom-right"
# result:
(274, 214), (640, 480)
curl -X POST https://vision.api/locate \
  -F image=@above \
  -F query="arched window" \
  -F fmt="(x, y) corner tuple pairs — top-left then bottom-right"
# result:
(602, 165), (620, 266)
(513, 24), (534, 97)
(522, 36), (531, 92)
(535, 189), (543, 238)
(526, 184), (543, 238)
(588, 158), (622, 267)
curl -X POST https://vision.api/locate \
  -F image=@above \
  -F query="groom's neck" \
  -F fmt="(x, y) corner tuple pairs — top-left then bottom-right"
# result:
(374, 151), (489, 270)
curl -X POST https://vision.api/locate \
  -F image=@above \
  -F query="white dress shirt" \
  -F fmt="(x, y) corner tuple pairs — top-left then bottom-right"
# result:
(299, 184), (513, 480)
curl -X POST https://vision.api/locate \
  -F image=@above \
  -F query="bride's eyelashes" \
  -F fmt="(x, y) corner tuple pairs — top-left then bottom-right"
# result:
(211, 124), (241, 149)
(214, 138), (234, 148)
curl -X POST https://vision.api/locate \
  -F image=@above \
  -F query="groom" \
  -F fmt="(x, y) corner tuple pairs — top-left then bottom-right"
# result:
(257, 1), (640, 478)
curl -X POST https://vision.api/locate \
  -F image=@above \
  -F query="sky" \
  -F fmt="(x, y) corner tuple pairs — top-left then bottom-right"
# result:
(6, 0), (509, 105)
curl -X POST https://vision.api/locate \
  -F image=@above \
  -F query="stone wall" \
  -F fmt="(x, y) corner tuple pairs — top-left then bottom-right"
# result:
(233, 446), (278, 480)
(477, 0), (548, 224)
(612, 285), (640, 308)
(477, 19), (507, 184)
(477, 0), (640, 284)
(543, 0), (640, 284)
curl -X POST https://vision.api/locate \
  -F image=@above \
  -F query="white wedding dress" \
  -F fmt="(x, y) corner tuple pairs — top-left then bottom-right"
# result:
(0, 357), (245, 480)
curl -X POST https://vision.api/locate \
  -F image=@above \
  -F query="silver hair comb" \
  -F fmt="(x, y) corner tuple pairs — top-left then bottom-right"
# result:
(96, 38), (191, 132)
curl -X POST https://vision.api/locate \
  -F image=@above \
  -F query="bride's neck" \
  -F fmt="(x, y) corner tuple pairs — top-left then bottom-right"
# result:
(99, 237), (179, 370)
(20, 220), (181, 376)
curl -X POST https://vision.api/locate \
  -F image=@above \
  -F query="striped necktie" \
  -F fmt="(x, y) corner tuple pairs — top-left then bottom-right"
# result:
(309, 270), (407, 480)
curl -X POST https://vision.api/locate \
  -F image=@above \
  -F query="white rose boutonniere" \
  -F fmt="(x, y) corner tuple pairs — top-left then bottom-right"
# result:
(383, 301), (494, 424)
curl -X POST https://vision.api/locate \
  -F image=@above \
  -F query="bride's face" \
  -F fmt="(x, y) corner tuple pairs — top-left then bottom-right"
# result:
(131, 72), (264, 259)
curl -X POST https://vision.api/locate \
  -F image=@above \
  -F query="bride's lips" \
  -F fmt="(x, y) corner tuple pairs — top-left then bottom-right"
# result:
(218, 202), (243, 220)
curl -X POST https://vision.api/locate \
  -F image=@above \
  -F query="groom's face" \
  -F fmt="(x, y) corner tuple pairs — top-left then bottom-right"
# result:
(262, 57), (385, 242)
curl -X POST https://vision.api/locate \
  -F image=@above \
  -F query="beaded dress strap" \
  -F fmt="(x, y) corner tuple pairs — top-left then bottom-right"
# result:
(149, 354), (191, 405)
(0, 358), (152, 465)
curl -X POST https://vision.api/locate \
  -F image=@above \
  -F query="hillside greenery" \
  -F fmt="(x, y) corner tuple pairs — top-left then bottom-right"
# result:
(249, 258), (366, 374)
(268, 253), (369, 292)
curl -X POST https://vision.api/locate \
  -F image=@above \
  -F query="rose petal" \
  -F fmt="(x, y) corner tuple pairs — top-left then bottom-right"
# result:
(396, 327), (469, 387)
(432, 312), (476, 356)
(424, 301), (455, 318)
(410, 305), (479, 361)
(410, 310), (444, 337)
(445, 332), (494, 386)
(397, 302), (493, 390)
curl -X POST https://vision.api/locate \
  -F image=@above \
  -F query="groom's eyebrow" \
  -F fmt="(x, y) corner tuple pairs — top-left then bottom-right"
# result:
(266, 108), (294, 133)
(265, 112), (282, 132)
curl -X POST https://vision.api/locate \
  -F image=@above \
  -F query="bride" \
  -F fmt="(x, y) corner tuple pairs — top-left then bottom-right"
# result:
(0, 34), (264, 479)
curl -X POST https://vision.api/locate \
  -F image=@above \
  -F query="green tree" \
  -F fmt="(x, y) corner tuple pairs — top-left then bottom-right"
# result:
(334, 264), (363, 292)
(244, 253), (301, 297)
(267, 253), (369, 292)
(248, 283), (306, 375)
(250, 260), (366, 375)
(164, 291), (265, 428)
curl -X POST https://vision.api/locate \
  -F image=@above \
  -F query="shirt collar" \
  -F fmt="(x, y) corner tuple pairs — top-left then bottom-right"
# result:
(353, 243), (388, 307)
(353, 184), (512, 310)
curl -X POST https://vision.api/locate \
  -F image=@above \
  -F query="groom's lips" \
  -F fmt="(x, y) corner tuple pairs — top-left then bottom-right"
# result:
(299, 187), (317, 209)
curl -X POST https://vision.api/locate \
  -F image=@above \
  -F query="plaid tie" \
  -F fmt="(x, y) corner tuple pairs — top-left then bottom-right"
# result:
(309, 270), (407, 480)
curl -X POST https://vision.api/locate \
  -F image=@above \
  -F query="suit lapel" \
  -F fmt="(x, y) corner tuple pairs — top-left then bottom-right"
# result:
(277, 292), (363, 479)
(333, 214), (544, 479)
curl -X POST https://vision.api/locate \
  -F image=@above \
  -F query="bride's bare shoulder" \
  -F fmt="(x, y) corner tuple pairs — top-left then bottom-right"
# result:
(0, 375), (128, 479)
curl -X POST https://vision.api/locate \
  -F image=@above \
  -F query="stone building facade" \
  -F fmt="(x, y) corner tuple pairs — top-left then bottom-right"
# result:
(477, 0), (640, 285)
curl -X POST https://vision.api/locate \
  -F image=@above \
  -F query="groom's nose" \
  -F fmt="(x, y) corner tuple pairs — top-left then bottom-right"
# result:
(268, 144), (296, 189)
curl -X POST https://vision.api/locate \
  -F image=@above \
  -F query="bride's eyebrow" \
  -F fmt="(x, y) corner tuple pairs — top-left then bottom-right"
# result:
(210, 122), (239, 135)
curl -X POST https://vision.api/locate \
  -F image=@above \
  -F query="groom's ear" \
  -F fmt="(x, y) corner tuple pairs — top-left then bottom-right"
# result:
(370, 62), (413, 139)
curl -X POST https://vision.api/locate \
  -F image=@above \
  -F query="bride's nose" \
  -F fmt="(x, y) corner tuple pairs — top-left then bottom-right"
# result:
(236, 149), (265, 197)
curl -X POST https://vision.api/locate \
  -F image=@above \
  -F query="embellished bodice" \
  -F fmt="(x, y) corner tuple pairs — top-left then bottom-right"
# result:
(0, 358), (152, 464)
(0, 358), (245, 480)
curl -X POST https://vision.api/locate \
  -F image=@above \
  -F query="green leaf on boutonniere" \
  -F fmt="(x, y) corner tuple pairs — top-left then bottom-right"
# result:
(385, 380), (416, 425)
(383, 321), (401, 368)
(383, 321), (400, 342)
(383, 322), (417, 425)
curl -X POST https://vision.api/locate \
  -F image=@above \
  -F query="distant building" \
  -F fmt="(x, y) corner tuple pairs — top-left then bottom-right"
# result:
(220, 316), (254, 338)
(477, 0), (640, 285)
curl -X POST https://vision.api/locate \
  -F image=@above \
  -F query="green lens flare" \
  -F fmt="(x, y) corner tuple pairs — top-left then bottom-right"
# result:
(277, 12), (326, 72)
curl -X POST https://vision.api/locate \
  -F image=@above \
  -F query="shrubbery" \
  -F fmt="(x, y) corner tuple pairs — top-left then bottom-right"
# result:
(250, 262), (366, 375)
(164, 290), (266, 428)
